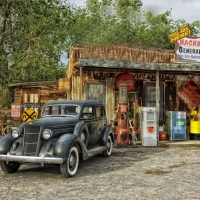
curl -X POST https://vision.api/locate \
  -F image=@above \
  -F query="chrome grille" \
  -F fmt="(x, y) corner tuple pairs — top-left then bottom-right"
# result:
(23, 126), (40, 156)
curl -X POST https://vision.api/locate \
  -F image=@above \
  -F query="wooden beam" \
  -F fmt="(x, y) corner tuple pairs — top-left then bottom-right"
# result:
(78, 58), (200, 72)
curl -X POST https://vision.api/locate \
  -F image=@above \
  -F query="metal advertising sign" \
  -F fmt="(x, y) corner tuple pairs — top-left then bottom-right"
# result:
(22, 109), (38, 122)
(11, 105), (21, 118)
(175, 37), (200, 62)
(177, 79), (200, 110)
(116, 73), (135, 92)
(21, 104), (40, 108)
(168, 25), (192, 43)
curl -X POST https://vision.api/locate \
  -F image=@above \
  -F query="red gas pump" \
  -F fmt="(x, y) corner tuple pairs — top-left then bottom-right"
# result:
(116, 84), (131, 146)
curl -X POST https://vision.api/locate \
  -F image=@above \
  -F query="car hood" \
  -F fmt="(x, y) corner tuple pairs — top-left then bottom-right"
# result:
(24, 116), (79, 127)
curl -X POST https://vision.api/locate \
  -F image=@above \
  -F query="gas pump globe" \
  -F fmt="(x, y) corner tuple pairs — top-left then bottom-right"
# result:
(116, 84), (131, 146)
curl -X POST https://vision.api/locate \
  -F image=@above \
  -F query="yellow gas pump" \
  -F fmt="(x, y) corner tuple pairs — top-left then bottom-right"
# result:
(190, 110), (200, 140)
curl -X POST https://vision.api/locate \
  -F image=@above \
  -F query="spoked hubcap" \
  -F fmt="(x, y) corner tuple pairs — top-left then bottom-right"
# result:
(81, 132), (86, 142)
(69, 153), (76, 168)
(107, 139), (111, 150)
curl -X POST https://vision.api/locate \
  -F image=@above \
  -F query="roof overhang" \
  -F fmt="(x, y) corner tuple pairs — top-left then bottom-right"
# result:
(8, 81), (58, 88)
(77, 58), (200, 72)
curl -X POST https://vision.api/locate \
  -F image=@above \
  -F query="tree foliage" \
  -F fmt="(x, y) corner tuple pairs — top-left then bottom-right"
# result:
(0, 0), (76, 107)
(68, 0), (200, 49)
(0, 0), (74, 86)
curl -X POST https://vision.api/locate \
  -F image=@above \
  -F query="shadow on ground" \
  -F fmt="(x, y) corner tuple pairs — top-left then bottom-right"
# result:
(14, 145), (168, 178)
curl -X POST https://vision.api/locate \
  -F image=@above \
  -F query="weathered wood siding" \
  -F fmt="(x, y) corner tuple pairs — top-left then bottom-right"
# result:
(10, 81), (66, 125)
(105, 78), (115, 124)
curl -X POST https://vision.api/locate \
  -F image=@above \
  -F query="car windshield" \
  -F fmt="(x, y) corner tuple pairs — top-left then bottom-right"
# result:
(41, 104), (80, 117)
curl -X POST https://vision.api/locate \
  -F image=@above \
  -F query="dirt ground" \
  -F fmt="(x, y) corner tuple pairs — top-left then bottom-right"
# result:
(1, 145), (200, 200)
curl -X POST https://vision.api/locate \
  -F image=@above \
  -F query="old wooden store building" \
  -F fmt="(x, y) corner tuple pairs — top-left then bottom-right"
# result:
(7, 43), (200, 142)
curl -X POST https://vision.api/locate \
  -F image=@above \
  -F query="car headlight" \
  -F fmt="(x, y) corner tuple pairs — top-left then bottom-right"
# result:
(11, 128), (20, 138)
(42, 129), (53, 140)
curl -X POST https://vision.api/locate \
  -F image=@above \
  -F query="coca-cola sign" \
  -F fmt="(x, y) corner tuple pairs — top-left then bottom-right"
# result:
(116, 73), (135, 92)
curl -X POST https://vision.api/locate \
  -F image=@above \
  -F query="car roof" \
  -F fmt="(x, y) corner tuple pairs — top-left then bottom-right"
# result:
(44, 100), (104, 107)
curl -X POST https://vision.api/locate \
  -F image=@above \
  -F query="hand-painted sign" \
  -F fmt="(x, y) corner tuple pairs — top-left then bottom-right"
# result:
(22, 109), (38, 122)
(11, 105), (21, 118)
(177, 79), (200, 110)
(168, 25), (192, 43)
(116, 73), (135, 92)
(175, 37), (200, 62)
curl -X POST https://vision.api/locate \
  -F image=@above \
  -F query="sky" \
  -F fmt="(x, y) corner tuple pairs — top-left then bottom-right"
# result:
(68, 0), (200, 23)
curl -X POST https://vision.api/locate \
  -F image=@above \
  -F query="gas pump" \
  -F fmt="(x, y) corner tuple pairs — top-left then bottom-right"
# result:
(116, 84), (131, 146)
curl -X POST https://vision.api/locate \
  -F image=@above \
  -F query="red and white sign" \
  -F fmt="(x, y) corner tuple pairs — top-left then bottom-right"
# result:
(177, 79), (200, 110)
(116, 73), (135, 92)
(11, 105), (21, 118)
(175, 37), (200, 62)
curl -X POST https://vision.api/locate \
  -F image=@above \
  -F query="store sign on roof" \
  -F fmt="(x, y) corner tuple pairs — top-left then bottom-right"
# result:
(168, 25), (192, 43)
(177, 79), (200, 110)
(175, 37), (200, 62)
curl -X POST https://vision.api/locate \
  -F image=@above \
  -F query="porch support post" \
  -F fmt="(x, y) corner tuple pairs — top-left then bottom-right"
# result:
(156, 70), (160, 145)
(80, 66), (83, 100)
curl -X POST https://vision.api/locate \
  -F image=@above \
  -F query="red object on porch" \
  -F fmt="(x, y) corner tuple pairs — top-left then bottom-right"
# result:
(159, 131), (166, 141)
(115, 73), (135, 92)
(177, 79), (200, 110)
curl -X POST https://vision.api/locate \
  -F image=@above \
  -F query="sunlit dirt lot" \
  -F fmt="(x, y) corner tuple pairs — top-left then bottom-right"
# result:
(1, 145), (200, 200)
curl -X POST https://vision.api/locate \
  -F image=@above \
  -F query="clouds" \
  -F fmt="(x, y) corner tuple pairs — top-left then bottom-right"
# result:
(68, 0), (200, 23)
(142, 0), (200, 23)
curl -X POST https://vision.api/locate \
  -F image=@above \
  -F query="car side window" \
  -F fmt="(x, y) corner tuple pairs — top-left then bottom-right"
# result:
(96, 106), (103, 117)
(81, 106), (94, 119)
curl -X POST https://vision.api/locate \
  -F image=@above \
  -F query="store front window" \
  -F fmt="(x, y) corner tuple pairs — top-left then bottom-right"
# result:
(86, 83), (106, 104)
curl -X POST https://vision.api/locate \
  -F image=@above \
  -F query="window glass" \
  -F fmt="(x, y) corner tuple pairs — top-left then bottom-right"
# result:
(96, 106), (103, 117)
(81, 106), (94, 119)
(42, 105), (80, 116)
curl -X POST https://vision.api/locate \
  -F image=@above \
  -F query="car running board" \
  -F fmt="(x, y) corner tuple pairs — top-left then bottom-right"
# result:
(83, 146), (107, 160)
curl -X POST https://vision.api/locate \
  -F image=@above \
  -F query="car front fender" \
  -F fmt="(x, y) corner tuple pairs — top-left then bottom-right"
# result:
(0, 133), (17, 154)
(53, 134), (78, 158)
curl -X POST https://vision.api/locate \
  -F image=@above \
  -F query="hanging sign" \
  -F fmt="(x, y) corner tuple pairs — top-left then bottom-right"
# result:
(168, 25), (192, 43)
(177, 79), (200, 110)
(175, 37), (200, 62)
(116, 73), (135, 92)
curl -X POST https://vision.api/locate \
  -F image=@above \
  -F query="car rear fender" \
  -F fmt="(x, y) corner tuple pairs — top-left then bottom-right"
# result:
(99, 126), (114, 146)
(0, 133), (17, 154)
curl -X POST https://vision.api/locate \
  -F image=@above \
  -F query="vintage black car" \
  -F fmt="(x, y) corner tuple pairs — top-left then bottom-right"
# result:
(0, 100), (114, 178)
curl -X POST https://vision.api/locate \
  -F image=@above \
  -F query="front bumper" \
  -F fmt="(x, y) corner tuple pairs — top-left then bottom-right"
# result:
(0, 152), (63, 165)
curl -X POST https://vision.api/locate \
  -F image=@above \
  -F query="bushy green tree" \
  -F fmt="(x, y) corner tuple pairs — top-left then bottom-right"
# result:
(0, 0), (76, 107)
(0, 0), (74, 86)
(68, 0), (200, 48)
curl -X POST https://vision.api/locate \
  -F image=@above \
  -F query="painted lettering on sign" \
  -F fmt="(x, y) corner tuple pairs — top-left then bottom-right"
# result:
(11, 105), (21, 118)
(116, 73), (135, 92)
(168, 25), (192, 43)
(175, 37), (200, 62)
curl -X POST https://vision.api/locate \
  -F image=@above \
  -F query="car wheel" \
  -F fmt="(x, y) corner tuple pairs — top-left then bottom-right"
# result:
(102, 135), (112, 157)
(60, 145), (79, 178)
(0, 161), (20, 173)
